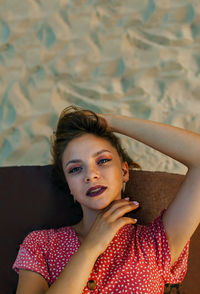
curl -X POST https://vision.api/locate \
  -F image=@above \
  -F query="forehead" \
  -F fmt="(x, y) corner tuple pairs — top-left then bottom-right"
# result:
(62, 133), (119, 160)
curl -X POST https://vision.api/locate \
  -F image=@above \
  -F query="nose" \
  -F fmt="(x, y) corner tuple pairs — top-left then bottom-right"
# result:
(84, 166), (100, 183)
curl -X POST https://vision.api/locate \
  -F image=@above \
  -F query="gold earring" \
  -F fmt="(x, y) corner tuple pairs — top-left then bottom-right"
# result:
(122, 182), (126, 193)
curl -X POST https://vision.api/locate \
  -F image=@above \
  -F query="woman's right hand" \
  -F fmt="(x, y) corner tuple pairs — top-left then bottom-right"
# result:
(82, 198), (139, 256)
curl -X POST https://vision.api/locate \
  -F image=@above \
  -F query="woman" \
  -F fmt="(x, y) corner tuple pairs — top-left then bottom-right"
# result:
(13, 105), (200, 294)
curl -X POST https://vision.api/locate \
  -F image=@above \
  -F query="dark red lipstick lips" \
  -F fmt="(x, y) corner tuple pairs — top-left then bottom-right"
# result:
(86, 185), (107, 197)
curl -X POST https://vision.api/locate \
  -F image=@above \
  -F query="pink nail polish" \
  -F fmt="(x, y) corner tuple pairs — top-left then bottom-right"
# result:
(132, 201), (139, 205)
(124, 197), (130, 200)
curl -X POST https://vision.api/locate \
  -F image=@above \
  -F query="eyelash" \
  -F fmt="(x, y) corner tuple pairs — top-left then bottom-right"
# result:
(68, 158), (111, 174)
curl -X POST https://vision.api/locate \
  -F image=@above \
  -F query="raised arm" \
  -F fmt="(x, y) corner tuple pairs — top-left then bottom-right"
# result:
(101, 113), (200, 265)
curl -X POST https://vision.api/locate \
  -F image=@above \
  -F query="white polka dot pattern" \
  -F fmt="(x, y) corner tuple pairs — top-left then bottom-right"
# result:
(12, 209), (190, 293)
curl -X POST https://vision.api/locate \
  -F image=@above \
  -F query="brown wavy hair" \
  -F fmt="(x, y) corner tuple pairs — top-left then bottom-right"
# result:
(50, 105), (140, 195)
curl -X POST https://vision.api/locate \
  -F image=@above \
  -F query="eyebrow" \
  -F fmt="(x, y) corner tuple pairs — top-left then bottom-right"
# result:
(65, 149), (112, 168)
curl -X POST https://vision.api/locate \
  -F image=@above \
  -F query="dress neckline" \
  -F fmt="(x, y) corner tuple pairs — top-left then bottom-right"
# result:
(71, 226), (82, 245)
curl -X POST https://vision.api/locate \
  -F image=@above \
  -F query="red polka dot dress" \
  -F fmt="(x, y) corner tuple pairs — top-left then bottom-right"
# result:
(12, 210), (190, 293)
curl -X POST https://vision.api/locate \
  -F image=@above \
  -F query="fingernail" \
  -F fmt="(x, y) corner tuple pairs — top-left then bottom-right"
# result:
(124, 197), (130, 200)
(132, 201), (139, 205)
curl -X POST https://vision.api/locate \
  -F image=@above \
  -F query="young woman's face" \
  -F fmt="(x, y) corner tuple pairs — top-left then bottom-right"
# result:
(62, 133), (129, 211)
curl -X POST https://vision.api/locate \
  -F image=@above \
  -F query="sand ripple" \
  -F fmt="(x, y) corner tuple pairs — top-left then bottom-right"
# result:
(0, 0), (199, 174)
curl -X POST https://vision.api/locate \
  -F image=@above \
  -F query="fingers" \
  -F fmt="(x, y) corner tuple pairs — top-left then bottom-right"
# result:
(110, 203), (138, 223)
(102, 198), (139, 223)
(103, 198), (138, 214)
(85, 198), (139, 255)
(118, 216), (138, 227)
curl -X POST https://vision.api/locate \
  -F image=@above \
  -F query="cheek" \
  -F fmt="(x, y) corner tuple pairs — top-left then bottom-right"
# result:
(108, 169), (124, 186)
(66, 175), (81, 192)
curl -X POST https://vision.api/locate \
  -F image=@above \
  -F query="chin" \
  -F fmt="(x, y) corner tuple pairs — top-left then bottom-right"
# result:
(87, 200), (110, 211)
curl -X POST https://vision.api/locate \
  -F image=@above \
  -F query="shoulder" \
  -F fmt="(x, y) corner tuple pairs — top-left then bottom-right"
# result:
(117, 209), (169, 253)
(135, 209), (168, 245)
(21, 226), (75, 248)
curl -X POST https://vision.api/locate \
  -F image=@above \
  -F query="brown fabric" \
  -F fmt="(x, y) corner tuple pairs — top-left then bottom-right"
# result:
(0, 165), (199, 294)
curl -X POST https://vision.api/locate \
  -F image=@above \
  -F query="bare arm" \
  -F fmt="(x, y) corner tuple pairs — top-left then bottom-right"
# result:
(16, 243), (99, 294)
(46, 200), (137, 294)
(45, 242), (99, 294)
(16, 199), (138, 294)
(101, 113), (200, 265)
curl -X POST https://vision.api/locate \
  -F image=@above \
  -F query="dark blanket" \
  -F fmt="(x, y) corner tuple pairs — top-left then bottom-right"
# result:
(0, 165), (199, 294)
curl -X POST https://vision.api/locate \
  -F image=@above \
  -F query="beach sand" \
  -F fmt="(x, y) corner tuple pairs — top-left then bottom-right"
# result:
(0, 0), (200, 174)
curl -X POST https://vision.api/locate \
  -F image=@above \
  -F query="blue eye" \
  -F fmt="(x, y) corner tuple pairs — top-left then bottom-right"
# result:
(68, 167), (82, 174)
(98, 158), (111, 164)
(68, 158), (111, 174)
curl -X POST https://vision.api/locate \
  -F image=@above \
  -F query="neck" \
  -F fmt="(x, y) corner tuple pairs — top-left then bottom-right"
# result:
(73, 206), (100, 242)
(73, 195), (122, 242)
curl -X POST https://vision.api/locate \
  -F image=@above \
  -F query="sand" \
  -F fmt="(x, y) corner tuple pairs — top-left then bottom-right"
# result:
(0, 0), (200, 174)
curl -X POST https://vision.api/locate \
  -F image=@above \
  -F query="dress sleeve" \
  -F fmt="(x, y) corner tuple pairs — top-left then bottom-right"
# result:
(138, 209), (190, 284)
(12, 230), (51, 285)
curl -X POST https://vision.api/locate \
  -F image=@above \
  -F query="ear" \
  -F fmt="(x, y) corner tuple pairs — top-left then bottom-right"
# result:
(121, 161), (129, 183)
